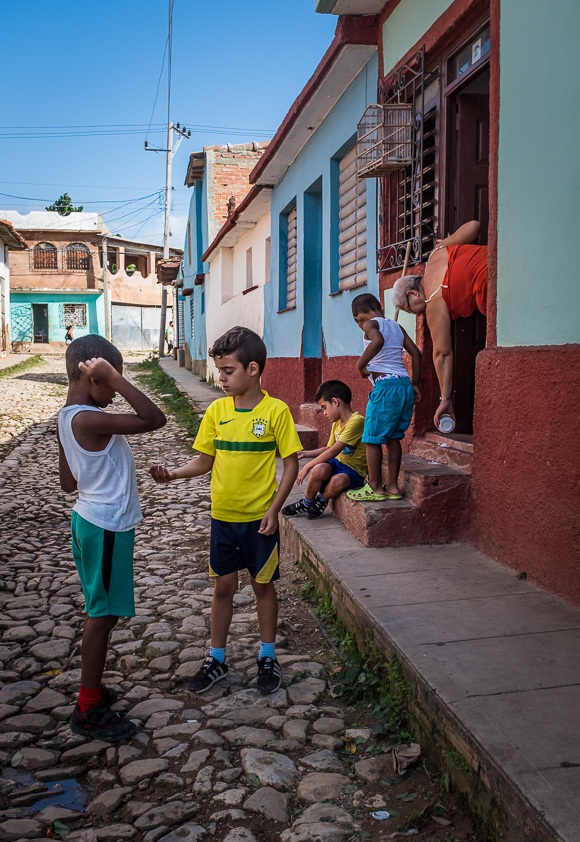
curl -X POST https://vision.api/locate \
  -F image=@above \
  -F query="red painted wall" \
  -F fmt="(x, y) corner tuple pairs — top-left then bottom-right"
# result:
(471, 346), (580, 606)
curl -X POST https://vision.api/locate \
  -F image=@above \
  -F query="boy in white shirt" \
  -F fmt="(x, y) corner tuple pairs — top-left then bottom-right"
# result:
(348, 293), (422, 502)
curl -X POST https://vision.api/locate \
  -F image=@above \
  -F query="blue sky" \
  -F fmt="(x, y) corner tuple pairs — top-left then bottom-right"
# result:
(1, 1), (336, 246)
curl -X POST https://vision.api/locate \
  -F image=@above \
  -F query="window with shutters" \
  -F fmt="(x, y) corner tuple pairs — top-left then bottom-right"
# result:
(279, 204), (297, 311)
(245, 247), (254, 290)
(66, 243), (91, 271)
(338, 146), (367, 291)
(32, 242), (57, 271)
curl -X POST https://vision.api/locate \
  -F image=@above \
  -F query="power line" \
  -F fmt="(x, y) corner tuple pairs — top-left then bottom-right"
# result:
(0, 190), (159, 205)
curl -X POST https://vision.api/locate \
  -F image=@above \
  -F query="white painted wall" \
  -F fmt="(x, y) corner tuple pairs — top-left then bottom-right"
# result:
(0, 239), (10, 355)
(205, 212), (271, 386)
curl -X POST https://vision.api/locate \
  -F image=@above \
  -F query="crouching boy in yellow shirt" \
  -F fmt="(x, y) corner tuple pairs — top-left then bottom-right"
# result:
(149, 326), (301, 695)
(282, 380), (366, 520)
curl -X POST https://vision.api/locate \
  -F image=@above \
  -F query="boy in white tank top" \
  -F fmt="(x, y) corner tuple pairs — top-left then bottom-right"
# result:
(348, 293), (422, 501)
(58, 335), (166, 741)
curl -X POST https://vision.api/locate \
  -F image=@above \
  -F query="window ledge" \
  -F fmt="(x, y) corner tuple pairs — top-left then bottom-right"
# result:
(334, 280), (368, 294)
(277, 305), (296, 314)
(242, 285), (259, 296)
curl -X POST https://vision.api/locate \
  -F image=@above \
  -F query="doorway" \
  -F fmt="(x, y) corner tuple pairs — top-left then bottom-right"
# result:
(32, 303), (49, 343)
(446, 65), (489, 433)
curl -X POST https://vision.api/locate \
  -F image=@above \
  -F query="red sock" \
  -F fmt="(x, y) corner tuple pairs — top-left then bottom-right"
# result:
(78, 685), (102, 713)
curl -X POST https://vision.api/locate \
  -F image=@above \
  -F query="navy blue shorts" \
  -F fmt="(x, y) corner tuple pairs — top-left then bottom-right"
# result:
(209, 518), (280, 583)
(322, 457), (365, 491)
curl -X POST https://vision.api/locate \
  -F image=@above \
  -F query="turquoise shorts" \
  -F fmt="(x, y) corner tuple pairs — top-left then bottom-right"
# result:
(71, 511), (136, 618)
(362, 376), (415, 444)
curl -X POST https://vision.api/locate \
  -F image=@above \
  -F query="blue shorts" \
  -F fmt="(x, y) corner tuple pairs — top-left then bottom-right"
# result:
(209, 518), (280, 583)
(362, 377), (415, 445)
(322, 457), (365, 491)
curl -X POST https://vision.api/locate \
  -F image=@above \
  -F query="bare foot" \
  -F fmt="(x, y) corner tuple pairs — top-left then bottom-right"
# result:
(384, 484), (401, 497)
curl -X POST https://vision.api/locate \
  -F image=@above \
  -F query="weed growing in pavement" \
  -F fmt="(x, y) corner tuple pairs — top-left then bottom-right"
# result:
(132, 354), (200, 439)
(0, 355), (43, 379)
(301, 580), (412, 746)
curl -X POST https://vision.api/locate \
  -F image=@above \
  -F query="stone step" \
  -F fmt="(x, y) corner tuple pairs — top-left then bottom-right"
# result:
(295, 424), (318, 451)
(411, 432), (473, 474)
(332, 453), (470, 547)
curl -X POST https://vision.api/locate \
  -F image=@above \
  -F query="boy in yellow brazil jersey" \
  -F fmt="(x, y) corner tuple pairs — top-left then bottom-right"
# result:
(149, 327), (301, 695)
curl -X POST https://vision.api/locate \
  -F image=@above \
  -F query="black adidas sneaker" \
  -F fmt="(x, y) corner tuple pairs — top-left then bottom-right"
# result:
(188, 656), (229, 694)
(256, 656), (282, 695)
(307, 494), (329, 520)
(282, 499), (311, 517)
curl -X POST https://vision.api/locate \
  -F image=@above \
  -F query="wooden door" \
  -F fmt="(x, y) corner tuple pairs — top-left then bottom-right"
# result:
(456, 93), (489, 243)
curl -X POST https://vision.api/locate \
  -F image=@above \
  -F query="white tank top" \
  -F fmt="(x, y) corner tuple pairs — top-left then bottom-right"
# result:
(58, 404), (142, 532)
(363, 317), (408, 378)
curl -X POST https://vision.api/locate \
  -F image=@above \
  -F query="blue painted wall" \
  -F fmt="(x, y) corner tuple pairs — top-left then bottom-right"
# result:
(182, 178), (208, 363)
(9, 292), (104, 343)
(264, 52), (379, 360)
(496, 0), (580, 347)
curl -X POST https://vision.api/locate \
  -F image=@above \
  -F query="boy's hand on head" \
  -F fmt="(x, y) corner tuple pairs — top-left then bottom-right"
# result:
(79, 357), (120, 384)
(258, 508), (278, 536)
(148, 465), (175, 484)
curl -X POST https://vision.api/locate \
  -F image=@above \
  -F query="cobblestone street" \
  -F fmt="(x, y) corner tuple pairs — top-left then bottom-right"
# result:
(0, 356), (479, 842)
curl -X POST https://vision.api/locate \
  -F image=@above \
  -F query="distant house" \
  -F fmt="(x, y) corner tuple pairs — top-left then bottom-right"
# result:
(180, 143), (269, 377)
(200, 185), (272, 387)
(1, 211), (182, 351)
(0, 220), (26, 357)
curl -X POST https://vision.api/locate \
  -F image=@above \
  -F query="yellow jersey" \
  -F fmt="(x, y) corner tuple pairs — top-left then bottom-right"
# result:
(193, 391), (302, 522)
(328, 412), (367, 478)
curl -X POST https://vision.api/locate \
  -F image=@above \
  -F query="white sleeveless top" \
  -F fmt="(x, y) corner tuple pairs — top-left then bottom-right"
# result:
(58, 404), (142, 532)
(363, 317), (408, 379)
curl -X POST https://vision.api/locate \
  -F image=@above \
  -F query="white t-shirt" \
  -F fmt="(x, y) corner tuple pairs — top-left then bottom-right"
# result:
(58, 404), (142, 532)
(363, 317), (408, 378)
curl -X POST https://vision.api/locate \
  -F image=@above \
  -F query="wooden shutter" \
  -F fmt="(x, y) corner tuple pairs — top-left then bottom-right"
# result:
(339, 147), (367, 290)
(286, 207), (297, 308)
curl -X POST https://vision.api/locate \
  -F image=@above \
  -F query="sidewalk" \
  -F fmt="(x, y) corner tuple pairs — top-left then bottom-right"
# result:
(281, 480), (580, 842)
(0, 353), (35, 372)
(158, 356), (220, 415)
(159, 361), (580, 842)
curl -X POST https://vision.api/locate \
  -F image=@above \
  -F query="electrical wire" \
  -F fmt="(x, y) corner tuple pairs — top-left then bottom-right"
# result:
(0, 190), (159, 205)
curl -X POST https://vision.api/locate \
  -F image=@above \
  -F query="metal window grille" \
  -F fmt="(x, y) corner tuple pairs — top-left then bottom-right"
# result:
(190, 294), (195, 342)
(377, 47), (438, 272)
(32, 242), (58, 271)
(339, 146), (367, 290)
(286, 208), (297, 308)
(66, 243), (91, 271)
(60, 303), (87, 327)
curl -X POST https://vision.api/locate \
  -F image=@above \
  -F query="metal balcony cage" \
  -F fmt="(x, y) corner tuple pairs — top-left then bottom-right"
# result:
(357, 103), (413, 178)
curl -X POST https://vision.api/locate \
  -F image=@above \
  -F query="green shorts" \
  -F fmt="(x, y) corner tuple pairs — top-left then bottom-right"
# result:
(71, 511), (136, 618)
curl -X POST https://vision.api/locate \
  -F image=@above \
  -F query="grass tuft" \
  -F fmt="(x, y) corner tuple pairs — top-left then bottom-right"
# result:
(0, 355), (44, 379)
(131, 354), (201, 439)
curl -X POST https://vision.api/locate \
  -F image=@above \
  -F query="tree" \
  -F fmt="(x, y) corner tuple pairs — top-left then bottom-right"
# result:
(45, 193), (83, 216)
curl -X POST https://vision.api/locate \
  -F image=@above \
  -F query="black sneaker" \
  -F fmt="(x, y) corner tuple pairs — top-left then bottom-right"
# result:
(100, 685), (118, 707)
(256, 656), (282, 695)
(70, 704), (137, 742)
(307, 494), (329, 520)
(188, 656), (229, 694)
(282, 499), (311, 517)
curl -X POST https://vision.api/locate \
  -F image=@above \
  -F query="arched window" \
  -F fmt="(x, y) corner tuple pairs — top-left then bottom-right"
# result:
(66, 242), (90, 270)
(33, 242), (57, 270)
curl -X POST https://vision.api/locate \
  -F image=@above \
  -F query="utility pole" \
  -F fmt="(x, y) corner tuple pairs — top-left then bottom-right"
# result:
(102, 236), (111, 341)
(145, 0), (190, 358)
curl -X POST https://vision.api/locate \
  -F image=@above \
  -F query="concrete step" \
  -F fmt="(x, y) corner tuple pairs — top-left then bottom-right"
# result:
(411, 431), (473, 474)
(332, 453), (470, 547)
(295, 424), (318, 451)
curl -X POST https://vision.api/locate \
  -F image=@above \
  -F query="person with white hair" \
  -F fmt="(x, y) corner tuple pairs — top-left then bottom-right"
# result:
(391, 220), (487, 429)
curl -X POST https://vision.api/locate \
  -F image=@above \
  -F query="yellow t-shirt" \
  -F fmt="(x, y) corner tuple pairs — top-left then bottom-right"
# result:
(328, 412), (367, 478)
(193, 391), (302, 522)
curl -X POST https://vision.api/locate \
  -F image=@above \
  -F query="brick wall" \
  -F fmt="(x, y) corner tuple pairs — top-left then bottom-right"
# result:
(208, 142), (268, 227)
